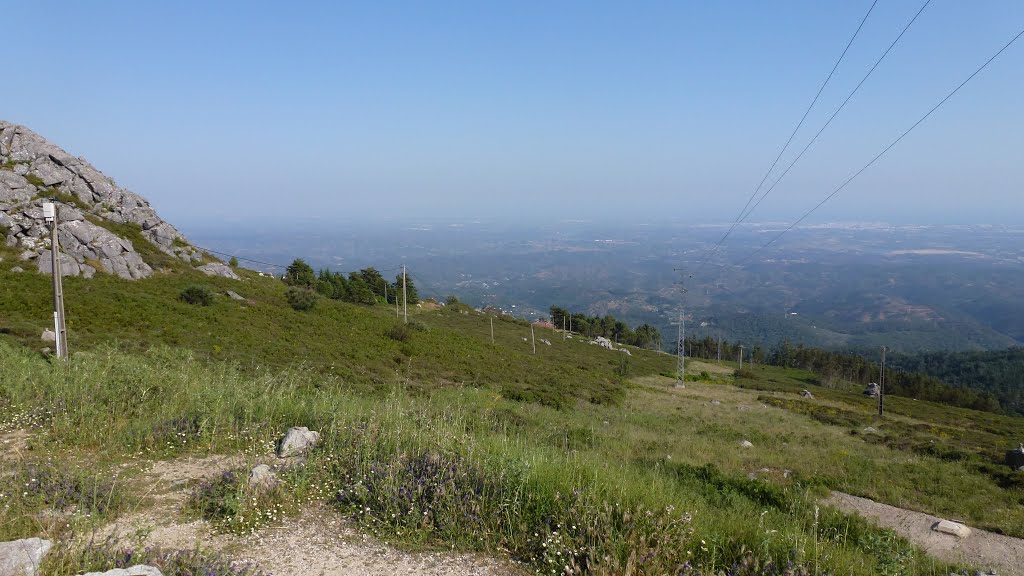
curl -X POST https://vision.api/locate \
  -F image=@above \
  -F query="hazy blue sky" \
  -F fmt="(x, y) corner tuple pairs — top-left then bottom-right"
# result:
(5, 1), (1022, 227)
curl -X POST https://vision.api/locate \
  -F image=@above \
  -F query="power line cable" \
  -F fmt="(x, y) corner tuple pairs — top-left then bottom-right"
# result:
(694, 0), (880, 275)
(738, 0), (933, 224)
(737, 26), (1024, 265)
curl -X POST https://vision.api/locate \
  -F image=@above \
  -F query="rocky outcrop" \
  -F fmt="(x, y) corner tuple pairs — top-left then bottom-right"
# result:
(1, 120), (219, 279)
(197, 262), (240, 280)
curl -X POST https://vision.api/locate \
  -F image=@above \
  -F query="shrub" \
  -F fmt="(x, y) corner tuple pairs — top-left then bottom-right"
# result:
(25, 173), (45, 187)
(185, 469), (291, 535)
(385, 323), (412, 342)
(179, 285), (214, 306)
(285, 286), (317, 311)
(228, 256), (239, 267)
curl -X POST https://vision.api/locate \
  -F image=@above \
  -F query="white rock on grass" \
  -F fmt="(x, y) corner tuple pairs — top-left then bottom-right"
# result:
(277, 426), (321, 458)
(739, 440), (754, 448)
(80, 566), (163, 576)
(41, 329), (56, 342)
(933, 519), (971, 538)
(196, 262), (240, 280)
(249, 464), (278, 491)
(0, 537), (52, 576)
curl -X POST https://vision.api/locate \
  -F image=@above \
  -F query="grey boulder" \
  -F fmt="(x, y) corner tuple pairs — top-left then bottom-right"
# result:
(0, 537), (52, 576)
(277, 426), (321, 458)
(249, 464), (279, 492)
(197, 262), (240, 280)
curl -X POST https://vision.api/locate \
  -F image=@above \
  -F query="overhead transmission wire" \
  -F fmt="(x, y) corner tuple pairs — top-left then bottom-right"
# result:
(693, 0), (880, 276)
(738, 0), (933, 224)
(736, 26), (1024, 266)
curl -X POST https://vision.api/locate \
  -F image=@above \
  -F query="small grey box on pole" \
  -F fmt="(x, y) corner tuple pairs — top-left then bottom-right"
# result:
(43, 202), (68, 359)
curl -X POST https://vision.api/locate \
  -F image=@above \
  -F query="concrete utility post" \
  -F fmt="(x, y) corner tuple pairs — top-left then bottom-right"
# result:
(531, 323), (536, 354)
(672, 268), (689, 386)
(490, 317), (494, 345)
(676, 312), (685, 386)
(402, 264), (408, 324)
(879, 346), (887, 417)
(43, 202), (68, 359)
(739, 345), (745, 370)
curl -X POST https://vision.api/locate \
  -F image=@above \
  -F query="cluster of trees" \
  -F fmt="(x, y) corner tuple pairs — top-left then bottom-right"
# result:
(681, 336), (1003, 414)
(285, 259), (419, 307)
(549, 306), (663, 350)
(888, 348), (1024, 416)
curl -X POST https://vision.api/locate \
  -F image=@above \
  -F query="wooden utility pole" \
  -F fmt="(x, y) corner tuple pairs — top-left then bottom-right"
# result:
(44, 202), (67, 359)
(879, 346), (886, 416)
(402, 264), (408, 324)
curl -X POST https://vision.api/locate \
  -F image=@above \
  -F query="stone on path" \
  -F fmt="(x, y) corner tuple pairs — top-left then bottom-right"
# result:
(933, 519), (971, 538)
(0, 537), (52, 576)
(277, 426), (321, 458)
(80, 566), (163, 576)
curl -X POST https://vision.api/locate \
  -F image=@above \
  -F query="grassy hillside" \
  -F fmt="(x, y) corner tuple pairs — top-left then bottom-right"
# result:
(1, 264), (1022, 574)
(0, 264), (668, 408)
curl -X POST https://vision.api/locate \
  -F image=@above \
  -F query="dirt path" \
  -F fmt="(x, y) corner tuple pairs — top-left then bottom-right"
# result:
(824, 491), (1024, 576)
(232, 504), (519, 576)
(103, 453), (522, 576)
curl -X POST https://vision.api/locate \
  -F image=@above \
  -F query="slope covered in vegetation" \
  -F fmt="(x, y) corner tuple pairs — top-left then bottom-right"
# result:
(1, 264), (1022, 575)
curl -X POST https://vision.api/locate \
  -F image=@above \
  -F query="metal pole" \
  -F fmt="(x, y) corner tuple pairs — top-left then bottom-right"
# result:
(402, 264), (408, 324)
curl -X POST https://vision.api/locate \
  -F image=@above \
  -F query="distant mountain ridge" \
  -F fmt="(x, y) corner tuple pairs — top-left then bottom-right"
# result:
(0, 120), (234, 279)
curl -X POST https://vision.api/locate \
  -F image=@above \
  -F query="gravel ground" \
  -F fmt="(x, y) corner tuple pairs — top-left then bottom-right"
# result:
(824, 491), (1024, 576)
(102, 453), (524, 576)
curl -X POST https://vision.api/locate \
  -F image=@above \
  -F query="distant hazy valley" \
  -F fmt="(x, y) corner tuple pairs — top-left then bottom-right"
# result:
(189, 220), (1024, 354)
